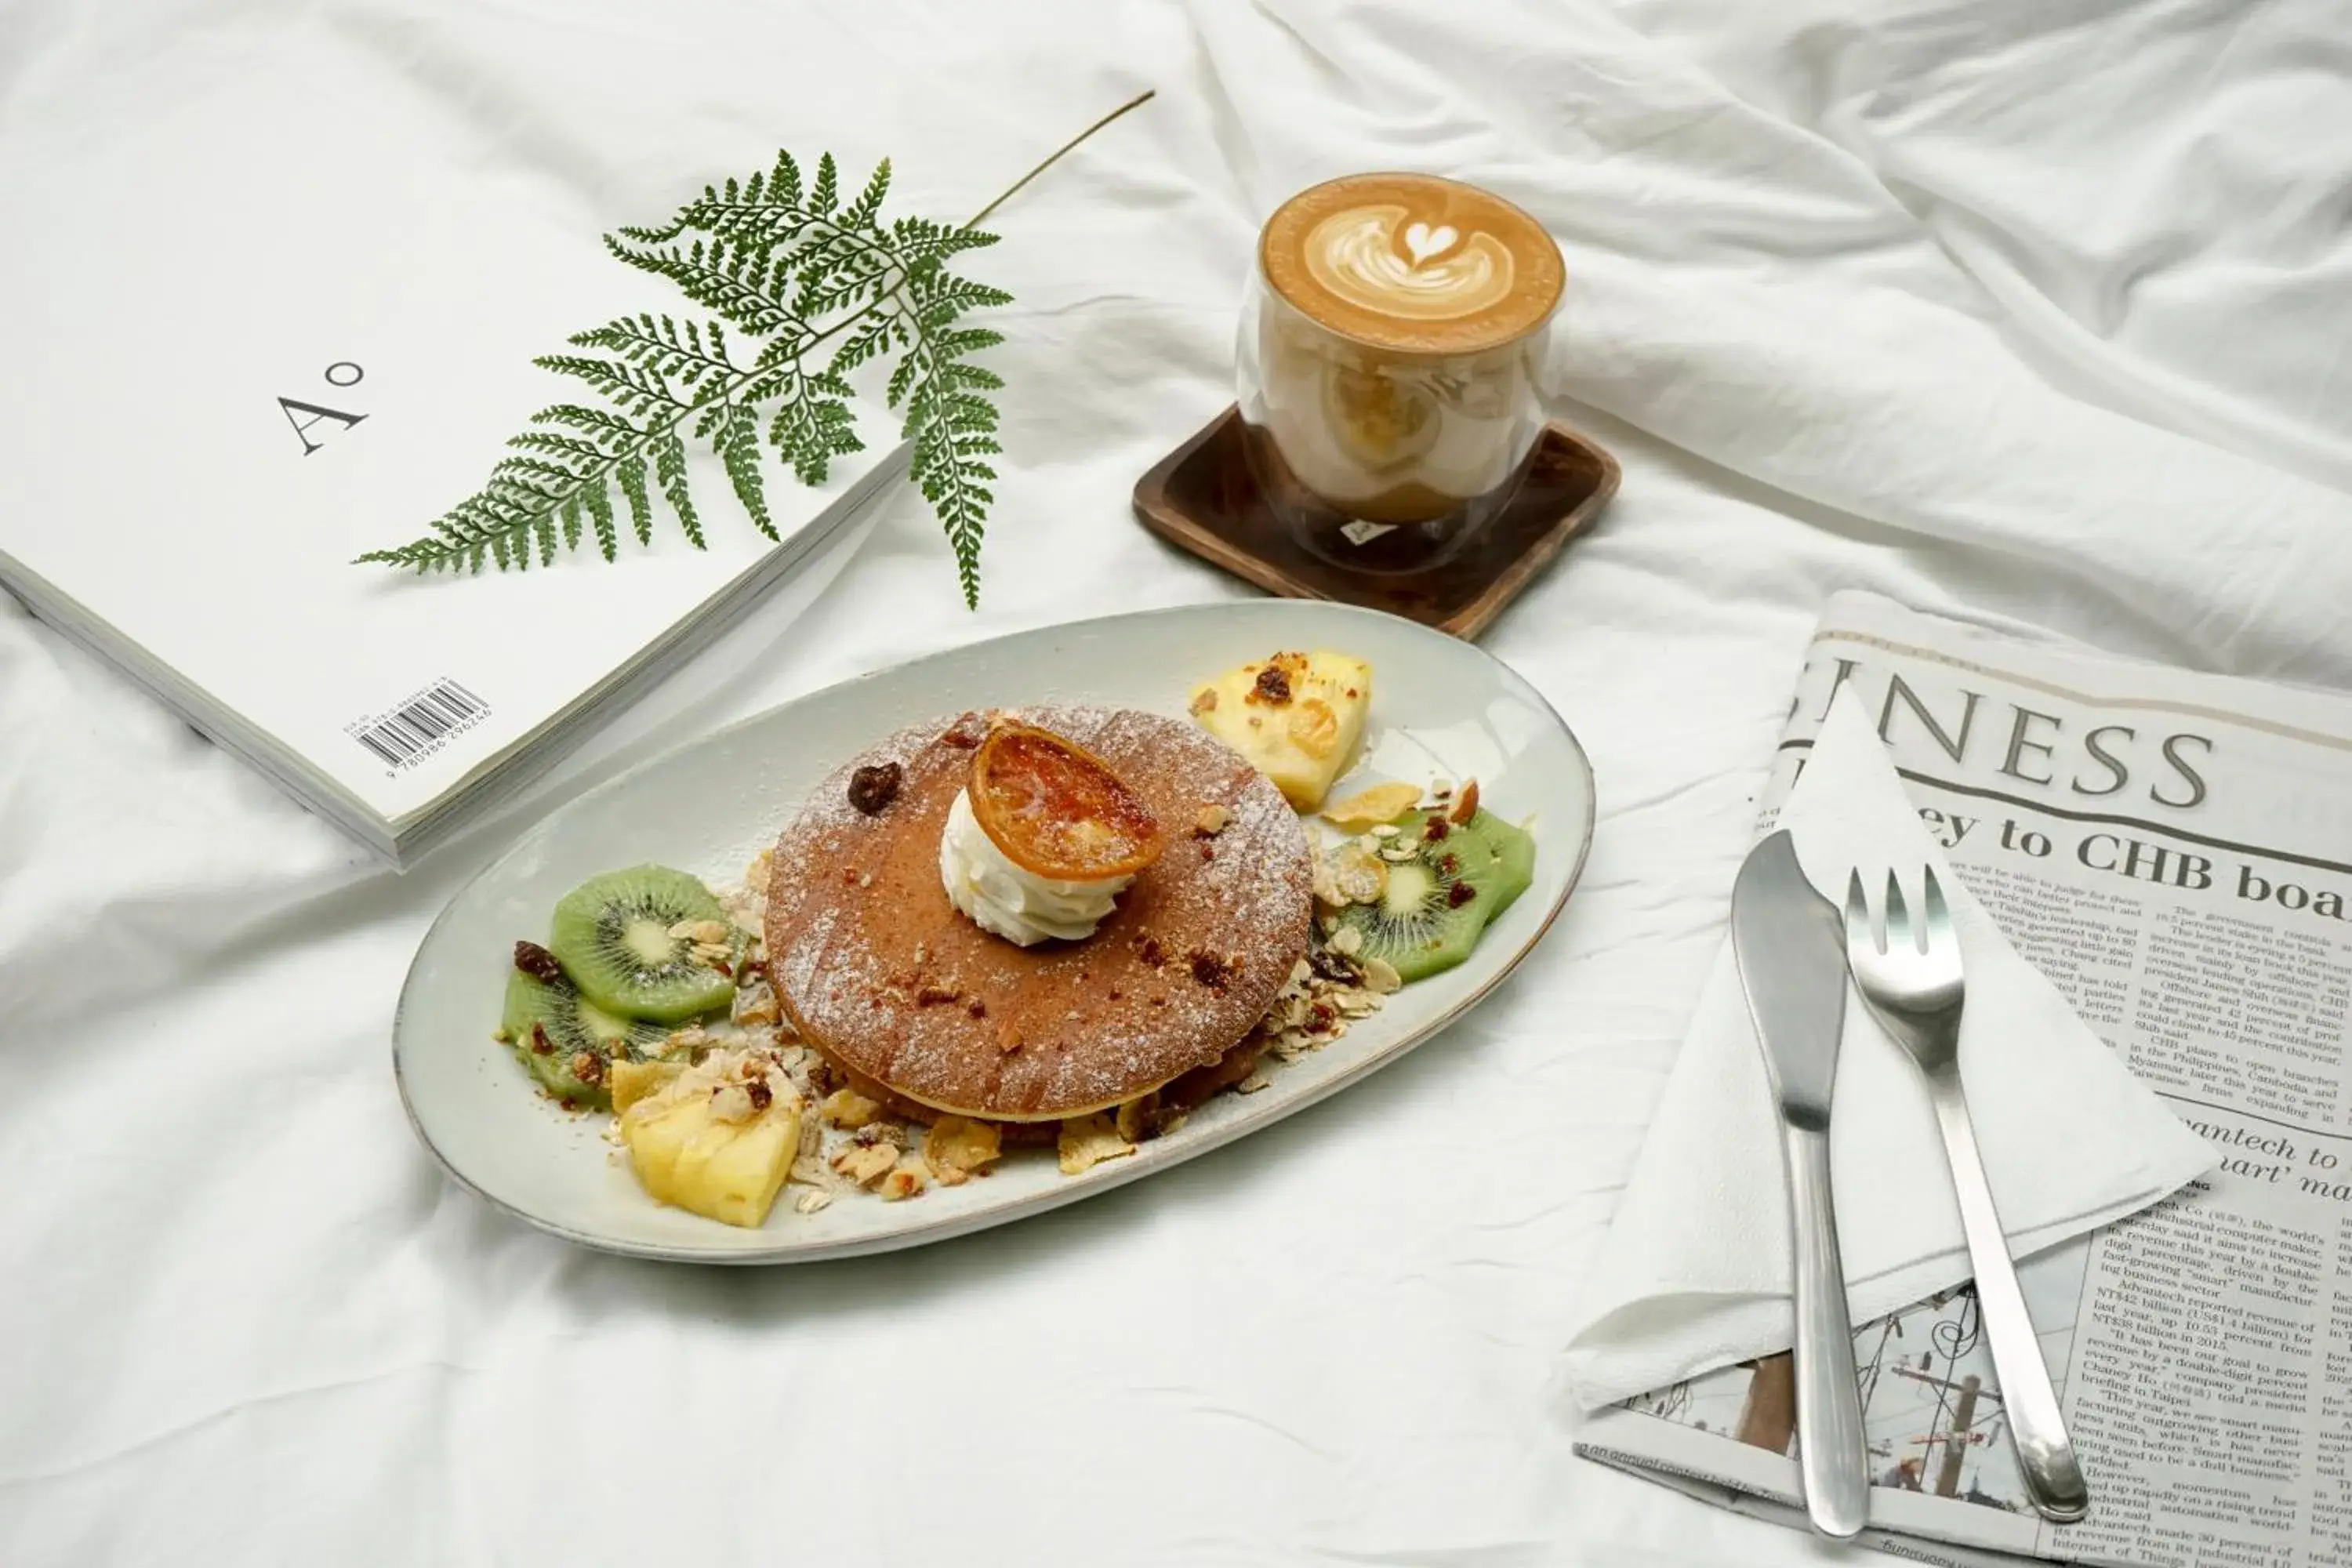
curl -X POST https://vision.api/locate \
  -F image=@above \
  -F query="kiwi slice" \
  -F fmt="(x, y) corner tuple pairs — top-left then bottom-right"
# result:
(1438, 809), (1535, 916)
(1386, 808), (1537, 917)
(500, 967), (670, 1109)
(547, 865), (740, 1024)
(1332, 841), (1488, 982)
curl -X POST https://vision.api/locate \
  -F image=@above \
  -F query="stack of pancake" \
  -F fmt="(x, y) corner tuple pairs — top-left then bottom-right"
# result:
(764, 706), (1315, 1132)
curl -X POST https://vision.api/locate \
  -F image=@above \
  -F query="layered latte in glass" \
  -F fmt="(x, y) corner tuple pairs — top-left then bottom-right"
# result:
(1238, 172), (1564, 572)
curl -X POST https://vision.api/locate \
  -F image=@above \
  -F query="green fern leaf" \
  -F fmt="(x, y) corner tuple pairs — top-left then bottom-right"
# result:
(616, 456), (653, 546)
(584, 480), (619, 561)
(652, 431), (702, 548)
(719, 404), (776, 540)
(359, 125), (1043, 597)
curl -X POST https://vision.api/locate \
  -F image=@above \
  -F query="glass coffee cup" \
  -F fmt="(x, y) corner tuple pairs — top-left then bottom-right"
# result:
(1236, 172), (1564, 574)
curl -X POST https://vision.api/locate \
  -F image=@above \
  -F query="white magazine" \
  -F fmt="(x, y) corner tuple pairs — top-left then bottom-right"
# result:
(0, 20), (907, 864)
(1580, 592), (2352, 1568)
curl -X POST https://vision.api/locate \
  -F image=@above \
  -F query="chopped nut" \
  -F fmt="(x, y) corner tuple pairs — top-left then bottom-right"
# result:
(829, 1142), (899, 1187)
(996, 1020), (1024, 1054)
(1451, 779), (1480, 824)
(1057, 1114), (1136, 1175)
(916, 984), (960, 1007)
(792, 1189), (833, 1215)
(847, 761), (903, 815)
(819, 1088), (884, 1128)
(709, 1083), (758, 1123)
(1370, 824), (1400, 838)
(1320, 781), (1422, 831)
(922, 1116), (1003, 1185)
(733, 988), (781, 1026)
(1328, 924), (1364, 957)
(512, 940), (564, 983)
(568, 1049), (605, 1085)
(668, 919), (730, 946)
(528, 1022), (555, 1057)
(1236, 1070), (1273, 1094)
(877, 1160), (927, 1201)
(1189, 688), (1218, 716)
(1192, 803), (1231, 837)
(1361, 956), (1403, 993)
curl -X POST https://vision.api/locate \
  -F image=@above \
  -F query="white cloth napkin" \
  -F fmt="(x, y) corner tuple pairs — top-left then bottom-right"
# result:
(1563, 690), (2214, 1410)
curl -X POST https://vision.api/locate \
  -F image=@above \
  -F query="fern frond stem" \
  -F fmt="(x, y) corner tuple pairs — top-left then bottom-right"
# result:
(964, 88), (1156, 229)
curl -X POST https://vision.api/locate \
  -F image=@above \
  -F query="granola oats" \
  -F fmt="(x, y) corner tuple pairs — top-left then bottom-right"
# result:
(921, 1116), (1003, 1185)
(829, 1142), (900, 1187)
(1057, 1114), (1136, 1175)
(818, 1087), (886, 1129)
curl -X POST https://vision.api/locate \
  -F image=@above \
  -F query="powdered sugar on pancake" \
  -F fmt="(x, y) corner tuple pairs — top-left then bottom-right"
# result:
(765, 707), (1312, 1120)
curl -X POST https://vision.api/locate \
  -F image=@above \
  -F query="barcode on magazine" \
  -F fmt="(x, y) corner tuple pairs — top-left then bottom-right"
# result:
(346, 678), (490, 775)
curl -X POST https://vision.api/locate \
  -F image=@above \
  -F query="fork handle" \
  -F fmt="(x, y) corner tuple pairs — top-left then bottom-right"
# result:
(1784, 1124), (1869, 1538)
(1926, 1076), (2092, 1523)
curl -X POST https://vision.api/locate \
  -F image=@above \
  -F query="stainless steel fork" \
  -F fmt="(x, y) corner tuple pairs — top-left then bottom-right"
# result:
(1843, 866), (2092, 1524)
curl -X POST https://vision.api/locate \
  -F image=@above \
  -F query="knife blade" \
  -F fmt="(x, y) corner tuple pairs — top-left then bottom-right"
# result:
(1730, 829), (1868, 1539)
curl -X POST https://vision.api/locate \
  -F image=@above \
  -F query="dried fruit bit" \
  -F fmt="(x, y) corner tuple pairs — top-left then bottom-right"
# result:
(829, 1142), (899, 1187)
(1319, 782), (1422, 832)
(1450, 779), (1480, 825)
(1446, 880), (1478, 909)
(847, 761), (903, 815)
(878, 1160), (927, 1201)
(513, 940), (565, 983)
(1058, 1114), (1137, 1176)
(528, 1022), (556, 1056)
(818, 1088), (884, 1129)
(1251, 662), (1294, 704)
(1189, 950), (1235, 991)
(921, 1116), (1003, 1185)
(1192, 803), (1232, 837)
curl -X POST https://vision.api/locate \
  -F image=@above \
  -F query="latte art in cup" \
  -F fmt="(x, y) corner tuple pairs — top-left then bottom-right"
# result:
(1239, 172), (1565, 568)
(1303, 206), (1516, 325)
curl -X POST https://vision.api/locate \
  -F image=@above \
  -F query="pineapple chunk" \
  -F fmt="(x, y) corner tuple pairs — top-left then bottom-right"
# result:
(1187, 649), (1371, 811)
(616, 1051), (804, 1229)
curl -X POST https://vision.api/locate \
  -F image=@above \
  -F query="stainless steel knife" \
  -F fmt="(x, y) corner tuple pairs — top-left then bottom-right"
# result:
(1731, 829), (1869, 1539)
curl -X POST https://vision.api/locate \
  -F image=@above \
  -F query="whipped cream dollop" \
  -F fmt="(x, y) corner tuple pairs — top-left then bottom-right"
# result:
(938, 788), (1132, 946)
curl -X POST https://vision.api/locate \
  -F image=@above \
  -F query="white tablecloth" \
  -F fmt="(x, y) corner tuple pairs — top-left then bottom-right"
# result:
(5, 2), (2350, 1563)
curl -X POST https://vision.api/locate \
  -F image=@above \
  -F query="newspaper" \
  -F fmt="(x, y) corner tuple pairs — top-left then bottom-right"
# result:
(1577, 592), (2352, 1568)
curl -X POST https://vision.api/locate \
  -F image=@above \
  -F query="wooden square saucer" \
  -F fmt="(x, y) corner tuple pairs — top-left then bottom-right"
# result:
(1131, 405), (1619, 640)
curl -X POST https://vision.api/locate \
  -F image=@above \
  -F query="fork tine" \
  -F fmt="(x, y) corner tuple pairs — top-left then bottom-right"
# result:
(1882, 869), (1913, 954)
(1843, 869), (1878, 955)
(1922, 866), (1951, 947)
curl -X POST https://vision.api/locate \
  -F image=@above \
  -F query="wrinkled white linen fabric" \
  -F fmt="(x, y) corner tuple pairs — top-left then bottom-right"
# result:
(2, 2), (2348, 1564)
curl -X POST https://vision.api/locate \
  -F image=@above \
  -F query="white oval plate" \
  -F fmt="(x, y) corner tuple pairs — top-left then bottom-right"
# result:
(394, 600), (1595, 1262)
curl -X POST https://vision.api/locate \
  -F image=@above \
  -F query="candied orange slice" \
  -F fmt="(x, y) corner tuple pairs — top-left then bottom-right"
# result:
(969, 721), (1166, 880)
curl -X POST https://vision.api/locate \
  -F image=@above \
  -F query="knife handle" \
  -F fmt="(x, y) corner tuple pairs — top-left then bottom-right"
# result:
(1784, 1123), (1869, 1538)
